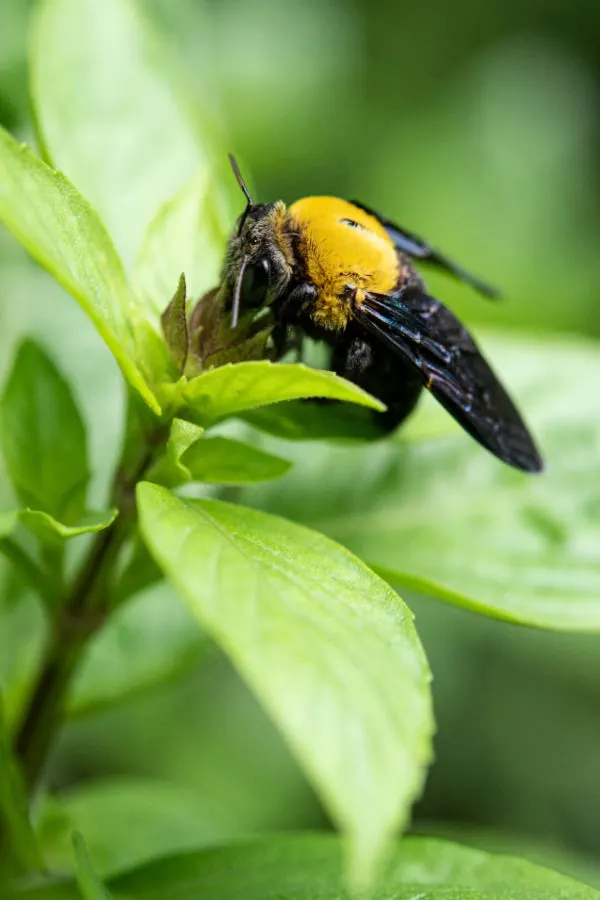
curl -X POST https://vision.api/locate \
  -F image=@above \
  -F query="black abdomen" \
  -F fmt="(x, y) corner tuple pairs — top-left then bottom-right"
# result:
(330, 328), (423, 433)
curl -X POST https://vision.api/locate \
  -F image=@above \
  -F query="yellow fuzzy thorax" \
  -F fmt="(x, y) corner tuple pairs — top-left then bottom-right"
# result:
(288, 196), (399, 329)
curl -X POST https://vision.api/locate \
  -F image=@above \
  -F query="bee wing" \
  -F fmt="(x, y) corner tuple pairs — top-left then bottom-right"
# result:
(350, 200), (499, 299)
(355, 287), (543, 472)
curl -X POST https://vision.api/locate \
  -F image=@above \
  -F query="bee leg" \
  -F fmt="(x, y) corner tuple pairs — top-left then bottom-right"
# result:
(332, 333), (423, 433)
(270, 321), (289, 360)
(270, 322), (305, 362)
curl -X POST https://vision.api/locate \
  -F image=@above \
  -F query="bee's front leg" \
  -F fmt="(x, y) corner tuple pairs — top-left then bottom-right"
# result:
(269, 321), (304, 362)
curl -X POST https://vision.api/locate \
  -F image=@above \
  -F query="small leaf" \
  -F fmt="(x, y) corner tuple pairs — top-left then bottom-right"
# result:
(1, 341), (89, 520)
(18, 510), (117, 545)
(186, 287), (223, 370)
(137, 484), (433, 889)
(0, 693), (43, 873)
(72, 831), (113, 900)
(161, 275), (188, 374)
(30, 0), (234, 271)
(146, 418), (204, 488)
(202, 328), (272, 369)
(133, 169), (232, 316)
(148, 421), (289, 487)
(181, 437), (291, 485)
(182, 361), (384, 427)
(0, 133), (160, 414)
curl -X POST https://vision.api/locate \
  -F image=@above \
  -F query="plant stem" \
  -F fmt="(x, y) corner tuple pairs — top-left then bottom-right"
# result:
(13, 625), (86, 791)
(13, 437), (160, 793)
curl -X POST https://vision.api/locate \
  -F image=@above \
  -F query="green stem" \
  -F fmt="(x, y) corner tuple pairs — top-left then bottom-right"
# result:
(13, 436), (160, 793)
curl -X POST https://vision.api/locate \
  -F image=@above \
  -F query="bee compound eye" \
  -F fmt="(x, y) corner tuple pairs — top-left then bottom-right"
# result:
(241, 258), (271, 308)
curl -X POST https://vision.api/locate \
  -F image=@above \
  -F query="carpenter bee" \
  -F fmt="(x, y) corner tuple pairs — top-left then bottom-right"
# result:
(222, 155), (543, 473)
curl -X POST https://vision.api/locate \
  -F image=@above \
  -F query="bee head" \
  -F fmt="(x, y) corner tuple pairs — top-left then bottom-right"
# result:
(225, 155), (293, 328)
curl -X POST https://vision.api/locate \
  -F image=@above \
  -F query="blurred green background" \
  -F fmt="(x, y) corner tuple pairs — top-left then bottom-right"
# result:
(1, 0), (600, 885)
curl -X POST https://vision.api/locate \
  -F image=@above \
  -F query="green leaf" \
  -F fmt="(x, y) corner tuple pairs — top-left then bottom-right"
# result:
(160, 275), (188, 374)
(145, 418), (205, 488)
(413, 823), (600, 890)
(110, 835), (600, 899)
(1, 341), (89, 519)
(36, 777), (218, 878)
(133, 169), (232, 316)
(72, 832), (112, 900)
(181, 437), (291, 485)
(68, 583), (210, 719)
(11, 835), (600, 898)
(0, 341), (117, 548)
(19, 510), (117, 545)
(30, 0), (227, 272)
(202, 328), (272, 370)
(241, 333), (600, 632)
(0, 512), (17, 538)
(0, 693), (43, 873)
(242, 399), (386, 442)
(182, 361), (384, 427)
(148, 420), (290, 487)
(0, 134), (160, 414)
(137, 484), (433, 889)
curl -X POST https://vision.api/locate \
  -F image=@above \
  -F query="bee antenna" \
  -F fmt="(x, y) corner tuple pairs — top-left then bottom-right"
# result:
(231, 253), (249, 330)
(228, 153), (253, 207)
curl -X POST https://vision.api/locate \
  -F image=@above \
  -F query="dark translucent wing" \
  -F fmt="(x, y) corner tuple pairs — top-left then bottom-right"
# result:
(350, 200), (499, 299)
(355, 287), (543, 472)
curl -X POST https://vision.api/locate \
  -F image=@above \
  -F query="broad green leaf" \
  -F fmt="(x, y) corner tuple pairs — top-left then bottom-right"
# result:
(109, 835), (600, 900)
(19, 510), (117, 545)
(1, 341), (89, 520)
(30, 0), (225, 271)
(10, 835), (600, 898)
(68, 583), (210, 719)
(0, 133), (160, 414)
(72, 832), (112, 900)
(0, 694), (42, 872)
(137, 484), (433, 889)
(241, 333), (600, 632)
(36, 778), (218, 877)
(182, 361), (384, 426)
(181, 437), (291, 485)
(133, 170), (231, 316)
